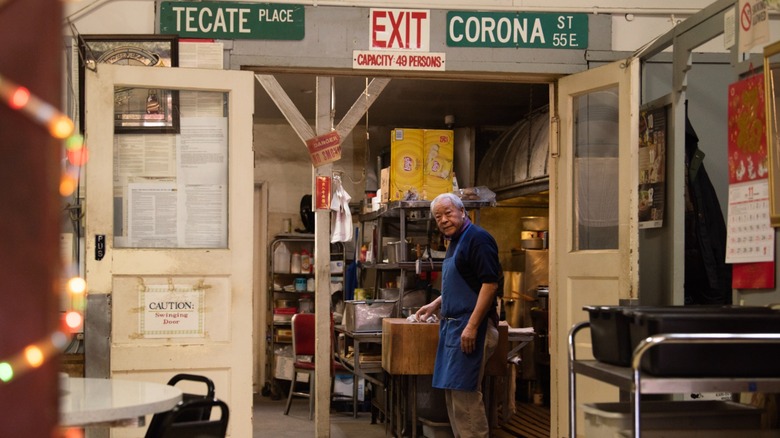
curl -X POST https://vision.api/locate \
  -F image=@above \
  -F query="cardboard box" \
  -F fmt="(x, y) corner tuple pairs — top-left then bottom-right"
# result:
(333, 375), (365, 401)
(274, 354), (311, 382)
(380, 167), (390, 203)
(330, 260), (344, 273)
(423, 129), (454, 200)
(390, 128), (424, 201)
(274, 354), (294, 380)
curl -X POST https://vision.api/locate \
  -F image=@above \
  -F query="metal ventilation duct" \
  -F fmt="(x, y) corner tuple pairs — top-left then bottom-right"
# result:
(477, 106), (549, 200)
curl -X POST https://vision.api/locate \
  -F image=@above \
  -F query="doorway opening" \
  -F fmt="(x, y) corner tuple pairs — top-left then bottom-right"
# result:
(249, 70), (554, 434)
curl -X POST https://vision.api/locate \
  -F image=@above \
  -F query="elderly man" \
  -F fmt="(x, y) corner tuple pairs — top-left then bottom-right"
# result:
(415, 192), (502, 438)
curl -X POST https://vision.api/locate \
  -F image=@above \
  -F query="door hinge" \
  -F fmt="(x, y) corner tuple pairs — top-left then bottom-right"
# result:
(550, 116), (560, 158)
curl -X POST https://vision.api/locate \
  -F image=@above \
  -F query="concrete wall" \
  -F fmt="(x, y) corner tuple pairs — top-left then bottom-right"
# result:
(229, 7), (608, 76)
(254, 122), (367, 236)
(65, 0), (714, 26)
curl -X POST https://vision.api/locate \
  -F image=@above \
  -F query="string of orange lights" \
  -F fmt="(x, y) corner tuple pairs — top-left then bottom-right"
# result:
(0, 72), (87, 383)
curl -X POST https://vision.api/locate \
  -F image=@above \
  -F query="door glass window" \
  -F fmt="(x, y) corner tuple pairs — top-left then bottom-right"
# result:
(113, 89), (229, 248)
(573, 87), (619, 250)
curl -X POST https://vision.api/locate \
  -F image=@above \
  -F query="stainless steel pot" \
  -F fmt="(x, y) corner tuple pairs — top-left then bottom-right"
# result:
(520, 216), (549, 231)
(379, 288), (400, 300)
(521, 238), (544, 249)
(275, 299), (297, 308)
(385, 241), (413, 263)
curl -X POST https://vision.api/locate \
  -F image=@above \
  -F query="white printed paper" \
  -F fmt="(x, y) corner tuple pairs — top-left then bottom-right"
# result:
(140, 285), (204, 338)
(726, 180), (775, 263)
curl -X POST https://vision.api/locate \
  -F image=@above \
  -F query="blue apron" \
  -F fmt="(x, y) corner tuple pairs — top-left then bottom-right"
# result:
(432, 225), (488, 391)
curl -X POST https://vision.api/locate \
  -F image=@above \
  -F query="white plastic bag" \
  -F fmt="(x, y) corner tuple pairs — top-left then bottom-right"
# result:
(330, 175), (353, 242)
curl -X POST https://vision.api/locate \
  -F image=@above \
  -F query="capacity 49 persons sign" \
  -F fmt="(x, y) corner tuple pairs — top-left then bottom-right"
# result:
(447, 11), (588, 49)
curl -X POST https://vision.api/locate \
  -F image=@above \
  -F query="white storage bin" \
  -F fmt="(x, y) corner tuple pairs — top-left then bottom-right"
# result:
(421, 423), (453, 438)
(582, 400), (763, 438)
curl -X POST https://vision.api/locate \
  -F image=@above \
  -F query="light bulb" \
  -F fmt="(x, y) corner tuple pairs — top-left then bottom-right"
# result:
(65, 311), (83, 330)
(67, 147), (89, 166)
(60, 174), (77, 197)
(24, 345), (44, 368)
(9, 87), (29, 109)
(67, 277), (87, 295)
(49, 115), (74, 139)
(0, 362), (12, 382)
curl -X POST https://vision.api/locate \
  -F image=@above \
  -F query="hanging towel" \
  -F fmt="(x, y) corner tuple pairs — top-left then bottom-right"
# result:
(330, 175), (353, 243)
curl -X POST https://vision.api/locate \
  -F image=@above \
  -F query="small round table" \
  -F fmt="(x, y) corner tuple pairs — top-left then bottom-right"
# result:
(60, 377), (182, 427)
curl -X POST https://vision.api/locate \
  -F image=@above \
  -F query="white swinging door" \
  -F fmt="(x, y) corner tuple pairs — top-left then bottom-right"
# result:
(84, 64), (255, 437)
(550, 58), (640, 437)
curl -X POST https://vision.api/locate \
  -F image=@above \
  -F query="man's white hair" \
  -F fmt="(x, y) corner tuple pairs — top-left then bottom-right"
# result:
(430, 192), (464, 214)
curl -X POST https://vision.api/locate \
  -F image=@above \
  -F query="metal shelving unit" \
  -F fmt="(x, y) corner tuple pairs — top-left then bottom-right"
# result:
(568, 321), (780, 438)
(358, 200), (491, 314)
(266, 234), (345, 397)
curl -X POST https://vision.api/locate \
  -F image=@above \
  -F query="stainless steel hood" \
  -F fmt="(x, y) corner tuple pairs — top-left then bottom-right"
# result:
(477, 106), (549, 200)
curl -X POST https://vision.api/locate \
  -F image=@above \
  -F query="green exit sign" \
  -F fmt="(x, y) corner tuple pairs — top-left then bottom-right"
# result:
(159, 2), (304, 40)
(447, 11), (587, 49)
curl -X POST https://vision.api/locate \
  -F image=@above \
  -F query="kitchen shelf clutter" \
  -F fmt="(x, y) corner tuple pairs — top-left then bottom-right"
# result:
(356, 200), (492, 319)
(266, 233), (345, 397)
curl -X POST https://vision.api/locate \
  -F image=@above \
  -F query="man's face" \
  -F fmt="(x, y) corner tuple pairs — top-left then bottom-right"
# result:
(433, 198), (465, 237)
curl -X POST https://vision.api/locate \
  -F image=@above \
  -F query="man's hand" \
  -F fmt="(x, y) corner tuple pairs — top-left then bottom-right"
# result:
(415, 298), (441, 322)
(461, 323), (477, 354)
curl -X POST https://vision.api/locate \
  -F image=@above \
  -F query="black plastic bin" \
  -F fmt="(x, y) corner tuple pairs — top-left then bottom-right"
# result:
(628, 309), (780, 377)
(584, 305), (778, 368)
(583, 305), (635, 366)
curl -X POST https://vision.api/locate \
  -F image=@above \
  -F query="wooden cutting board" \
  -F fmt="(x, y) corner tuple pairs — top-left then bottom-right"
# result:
(381, 318), (508, 376)
(382, 318), (439, 375)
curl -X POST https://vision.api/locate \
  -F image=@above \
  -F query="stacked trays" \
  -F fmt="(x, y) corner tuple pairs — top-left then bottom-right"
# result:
(583, 305), (780, 376)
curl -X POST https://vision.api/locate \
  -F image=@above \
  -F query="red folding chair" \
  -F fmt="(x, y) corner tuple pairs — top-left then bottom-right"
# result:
(283, 313), (353, 419)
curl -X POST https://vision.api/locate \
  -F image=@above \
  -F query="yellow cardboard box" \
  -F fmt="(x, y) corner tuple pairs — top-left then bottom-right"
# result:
(390, 129), (424, 201)
(423, 129), (454, 200)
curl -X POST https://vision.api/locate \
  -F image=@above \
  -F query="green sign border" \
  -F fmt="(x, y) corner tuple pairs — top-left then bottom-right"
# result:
(446, 11), (588, 49)
(159, 1), (304, 40)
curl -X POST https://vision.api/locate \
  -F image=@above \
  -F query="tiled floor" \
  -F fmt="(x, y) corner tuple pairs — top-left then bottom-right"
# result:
(252, 392), (388, 437)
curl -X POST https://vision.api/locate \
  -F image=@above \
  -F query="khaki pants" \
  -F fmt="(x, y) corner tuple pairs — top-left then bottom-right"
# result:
(444, 323), (499, 438)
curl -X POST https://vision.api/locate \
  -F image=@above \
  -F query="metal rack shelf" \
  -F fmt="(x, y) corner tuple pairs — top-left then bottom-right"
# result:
(359, 200), (493, 222)
(266, 235), (345, 398)
(571, 359), (780, 394)
(358, 200), (489, 307)
(568, 321), (780, 438)
(360, 261), (443, 271)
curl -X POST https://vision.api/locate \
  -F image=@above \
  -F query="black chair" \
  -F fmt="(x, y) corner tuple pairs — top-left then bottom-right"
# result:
(166, 374), (216, 421)
(148, 398), (229, 438)
(145, 374), (217, 437)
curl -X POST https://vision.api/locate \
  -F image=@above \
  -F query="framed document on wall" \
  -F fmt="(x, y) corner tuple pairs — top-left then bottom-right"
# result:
(78, 34), (179, 134)
(764, 40), (780, 226)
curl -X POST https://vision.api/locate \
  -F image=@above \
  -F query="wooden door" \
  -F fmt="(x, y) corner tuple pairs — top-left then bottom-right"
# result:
(84, 64), (254, 437)
(550, 58), (639, 437)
